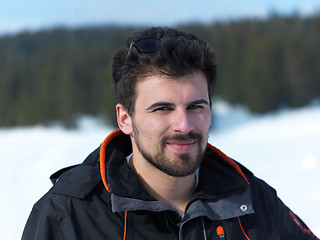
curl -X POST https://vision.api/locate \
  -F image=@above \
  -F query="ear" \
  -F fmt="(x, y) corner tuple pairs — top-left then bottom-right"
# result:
(116, 104), (133, 135)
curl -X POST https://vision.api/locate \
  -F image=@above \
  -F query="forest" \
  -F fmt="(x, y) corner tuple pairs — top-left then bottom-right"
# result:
(0, 14), (319, 127)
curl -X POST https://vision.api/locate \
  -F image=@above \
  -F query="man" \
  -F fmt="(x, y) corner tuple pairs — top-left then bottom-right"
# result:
(22, 27), (318, 239)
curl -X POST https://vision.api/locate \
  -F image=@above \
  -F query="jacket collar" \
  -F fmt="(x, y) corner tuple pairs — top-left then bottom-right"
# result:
(99, 130), (254, 221)
(100, 129), (251, 198)
(49, 129), (254, 220)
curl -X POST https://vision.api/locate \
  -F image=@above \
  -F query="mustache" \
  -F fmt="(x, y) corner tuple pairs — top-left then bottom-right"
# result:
(161, 132), (203, 142)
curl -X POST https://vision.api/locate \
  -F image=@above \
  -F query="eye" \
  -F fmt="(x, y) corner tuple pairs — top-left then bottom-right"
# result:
(187, 104), (203, 110)
(152, 106), (172, 112)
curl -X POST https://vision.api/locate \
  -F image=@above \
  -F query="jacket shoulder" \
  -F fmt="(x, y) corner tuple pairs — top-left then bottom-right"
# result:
(49, 147), (102, 199)
(231, 159), (254, 176)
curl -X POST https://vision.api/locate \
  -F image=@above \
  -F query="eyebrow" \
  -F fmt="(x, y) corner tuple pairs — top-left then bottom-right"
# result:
(188, 99), (210, 106)
(145, 99), (209, 111)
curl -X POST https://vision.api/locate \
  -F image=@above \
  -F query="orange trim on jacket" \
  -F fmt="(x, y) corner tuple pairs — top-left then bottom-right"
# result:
(99, 129), (123, 192)
(207, 143), (250, 184)
(289, 211), (319, 239)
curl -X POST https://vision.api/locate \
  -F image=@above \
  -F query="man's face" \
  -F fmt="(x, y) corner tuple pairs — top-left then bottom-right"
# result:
(124, 71), (211, 177)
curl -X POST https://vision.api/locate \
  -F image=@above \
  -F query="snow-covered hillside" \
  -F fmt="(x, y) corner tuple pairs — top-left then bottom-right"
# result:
(1, 101), (319, 239)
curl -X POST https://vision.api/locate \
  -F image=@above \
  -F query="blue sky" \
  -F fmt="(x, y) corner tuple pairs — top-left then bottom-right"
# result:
(1, 0), (320, 35)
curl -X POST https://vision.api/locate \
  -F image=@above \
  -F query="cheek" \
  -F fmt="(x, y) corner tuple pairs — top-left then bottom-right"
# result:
(133, 115), (167, 141)
(203, 111), (212, 125)
(141, 115), (170, 131)
(193, 111), (211, 130)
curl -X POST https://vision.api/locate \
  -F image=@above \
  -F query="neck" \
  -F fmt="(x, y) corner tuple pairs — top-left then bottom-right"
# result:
(129, 155), (196, 216)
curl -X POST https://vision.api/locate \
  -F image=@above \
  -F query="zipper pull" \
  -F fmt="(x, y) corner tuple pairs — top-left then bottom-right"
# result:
(216, 226), (226, 239)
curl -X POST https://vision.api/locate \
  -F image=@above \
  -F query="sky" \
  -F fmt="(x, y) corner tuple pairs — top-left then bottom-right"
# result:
(1, 0), (320, 36)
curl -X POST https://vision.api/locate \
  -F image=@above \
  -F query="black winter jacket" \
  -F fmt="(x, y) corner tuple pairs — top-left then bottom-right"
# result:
(22, 129), (319, 240)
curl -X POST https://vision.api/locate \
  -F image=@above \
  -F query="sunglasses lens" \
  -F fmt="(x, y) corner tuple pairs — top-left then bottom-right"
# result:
(135, 39), (161, 53)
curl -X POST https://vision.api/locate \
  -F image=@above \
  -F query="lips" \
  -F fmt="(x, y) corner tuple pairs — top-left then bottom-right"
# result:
(166, 140), (197, 152)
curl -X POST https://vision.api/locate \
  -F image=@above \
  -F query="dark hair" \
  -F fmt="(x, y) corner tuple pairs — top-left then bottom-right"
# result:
(111, 27), (217, 115)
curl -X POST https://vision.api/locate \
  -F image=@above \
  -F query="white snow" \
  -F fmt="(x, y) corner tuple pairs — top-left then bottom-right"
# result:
(1, 102), (320, 239)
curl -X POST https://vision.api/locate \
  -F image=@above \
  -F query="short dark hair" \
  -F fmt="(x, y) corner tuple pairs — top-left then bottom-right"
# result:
(111, 27), (217, 115)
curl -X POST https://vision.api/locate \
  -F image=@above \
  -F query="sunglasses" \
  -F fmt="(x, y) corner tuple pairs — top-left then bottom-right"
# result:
(129, 37), (200, 53)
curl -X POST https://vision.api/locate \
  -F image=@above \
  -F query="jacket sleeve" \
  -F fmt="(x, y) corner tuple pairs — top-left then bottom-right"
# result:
(22, 204), (64, 240)
(277, 197), (319, 240)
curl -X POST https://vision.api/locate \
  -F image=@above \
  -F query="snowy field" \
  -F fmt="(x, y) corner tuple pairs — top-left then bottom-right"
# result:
(1, 101), (320, 239)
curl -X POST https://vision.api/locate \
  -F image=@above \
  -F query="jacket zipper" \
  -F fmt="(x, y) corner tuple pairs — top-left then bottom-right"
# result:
(201, 217), (207, 240)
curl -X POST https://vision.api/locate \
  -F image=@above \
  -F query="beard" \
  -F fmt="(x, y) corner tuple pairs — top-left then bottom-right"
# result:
(131, 121), (207, 177)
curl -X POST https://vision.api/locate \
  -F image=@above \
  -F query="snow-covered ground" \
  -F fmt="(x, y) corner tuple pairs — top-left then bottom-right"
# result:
(1, 101), (319, 239)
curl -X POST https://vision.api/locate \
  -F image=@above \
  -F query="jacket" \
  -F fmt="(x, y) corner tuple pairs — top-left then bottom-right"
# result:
(22, 129), (319, 240)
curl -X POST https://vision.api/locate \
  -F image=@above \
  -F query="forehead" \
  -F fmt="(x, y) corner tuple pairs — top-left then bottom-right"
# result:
(135, 71), (209, 103)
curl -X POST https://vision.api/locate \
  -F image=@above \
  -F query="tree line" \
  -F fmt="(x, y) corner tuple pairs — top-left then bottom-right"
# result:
(0, 14), (319, 127)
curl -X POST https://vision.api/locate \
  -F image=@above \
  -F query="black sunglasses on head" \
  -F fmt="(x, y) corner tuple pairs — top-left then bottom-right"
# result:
(130, 37), (200, 53)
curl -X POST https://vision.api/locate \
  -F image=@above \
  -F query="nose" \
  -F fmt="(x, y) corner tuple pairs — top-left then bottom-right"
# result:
(171, 108), (194, 134)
